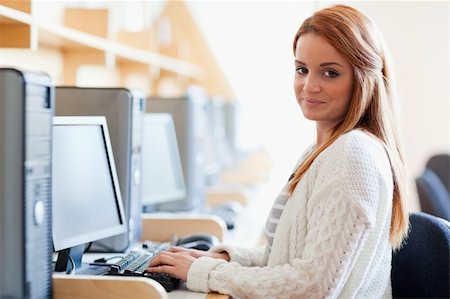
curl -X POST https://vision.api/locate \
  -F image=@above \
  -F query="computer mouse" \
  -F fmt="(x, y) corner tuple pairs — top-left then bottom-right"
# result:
(209, 201), (243, 229)
(212, 201), (243, 215)
(176, 233), (219, 251)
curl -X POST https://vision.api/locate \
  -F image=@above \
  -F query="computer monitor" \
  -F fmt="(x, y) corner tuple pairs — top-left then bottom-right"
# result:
(223, 101), (242, 160)
(146, 87), (208, 211)
(141, 113), (186, 211)
(52, 116), (127, 273)
(55, 87), (145, 252)
(205, 97), (235, 180)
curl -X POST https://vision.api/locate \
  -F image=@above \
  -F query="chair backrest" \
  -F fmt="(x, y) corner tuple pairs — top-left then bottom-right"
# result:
(426, 154), (450, 192)
(392, 212), (450, 298)
(416, 169), (450, 221)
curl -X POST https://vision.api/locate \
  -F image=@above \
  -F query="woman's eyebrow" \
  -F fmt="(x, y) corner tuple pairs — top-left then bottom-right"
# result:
(319, 62), (345, 68)
(294, 60), (344, 68)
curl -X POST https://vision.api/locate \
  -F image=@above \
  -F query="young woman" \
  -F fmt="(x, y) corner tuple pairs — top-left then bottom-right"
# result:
(148, 4), (409, 298)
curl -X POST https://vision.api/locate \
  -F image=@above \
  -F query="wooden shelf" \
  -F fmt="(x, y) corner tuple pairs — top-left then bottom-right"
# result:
(0, 1), (237, 100)
(157, 1), (235, 100)
(0, 4), (203, 79)
(0, 0), (31, 48)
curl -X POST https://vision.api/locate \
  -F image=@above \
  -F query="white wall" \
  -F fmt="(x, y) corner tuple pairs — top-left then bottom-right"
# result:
(188, 1), (317, 190)
(189, 1), (449, 211)
(325, 1), (449, 209)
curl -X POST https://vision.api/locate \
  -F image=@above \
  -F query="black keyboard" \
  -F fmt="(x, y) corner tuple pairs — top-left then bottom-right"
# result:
(106, 250), (181, 292)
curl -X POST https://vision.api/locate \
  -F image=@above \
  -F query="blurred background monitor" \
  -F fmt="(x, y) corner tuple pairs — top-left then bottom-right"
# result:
(223, 101), (242, 160)
(141, 113), (186, 212)
(146, 86), (208, 212)
(55, 87), (145, 252)
(206, 97), (236, 178)
(52, 116), (127, 273)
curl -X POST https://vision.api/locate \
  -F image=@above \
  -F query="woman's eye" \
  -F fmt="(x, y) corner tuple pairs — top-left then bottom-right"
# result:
(324, 70), (340, 78)
(296, 67), (308, 75)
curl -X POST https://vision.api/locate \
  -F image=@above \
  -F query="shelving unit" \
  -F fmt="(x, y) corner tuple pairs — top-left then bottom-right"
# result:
(0, 0), (31, 48)
(0, 2), (204, 96)
(0, 1), (238, 99)
(0, 1), (237, 100)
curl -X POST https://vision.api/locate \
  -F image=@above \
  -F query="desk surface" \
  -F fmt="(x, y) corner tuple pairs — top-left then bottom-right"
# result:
(67, 253), (230, 299)
(53, 274), (229, 299)
(171, 283), (228, 298)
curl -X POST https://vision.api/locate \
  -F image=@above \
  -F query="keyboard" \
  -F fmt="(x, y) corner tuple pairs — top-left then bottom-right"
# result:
(106, 249), (181, 292)
(75, 264), (111, 276)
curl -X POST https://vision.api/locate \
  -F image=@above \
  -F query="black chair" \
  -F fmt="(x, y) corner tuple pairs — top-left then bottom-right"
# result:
(426, 154), (450, 192)
(416, 169), (450, 221)
(392, 212), (450, 298)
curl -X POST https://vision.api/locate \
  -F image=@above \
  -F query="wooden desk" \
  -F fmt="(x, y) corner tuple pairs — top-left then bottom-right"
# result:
(53, 275), (229, 299)
(53, 214), (230, 299)
(140, 214), (227, 242)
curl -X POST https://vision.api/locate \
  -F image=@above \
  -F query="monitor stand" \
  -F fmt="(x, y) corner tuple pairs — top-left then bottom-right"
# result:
(54, 244), (85, 273)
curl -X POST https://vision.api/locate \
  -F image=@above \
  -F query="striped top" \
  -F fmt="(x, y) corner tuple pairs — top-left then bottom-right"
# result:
(264, 145), (316, 252)
(264, 184), (290, 252)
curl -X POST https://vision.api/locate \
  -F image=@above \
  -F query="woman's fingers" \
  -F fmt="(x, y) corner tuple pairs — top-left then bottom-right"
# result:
(168, 246), (204, 258)
(168, 246), (191, 253)
(167, 246), (230, 261)
(147, 251), (196, 281)
(149, 251), (177, 267)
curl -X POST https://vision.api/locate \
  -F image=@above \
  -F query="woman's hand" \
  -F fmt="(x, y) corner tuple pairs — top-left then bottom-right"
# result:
(147, 246), (230, 281)
(147, 250), (196, 281)
(168, 246), (230, 261)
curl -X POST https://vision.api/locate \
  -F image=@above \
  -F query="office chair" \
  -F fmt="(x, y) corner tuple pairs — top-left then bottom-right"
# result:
(391, 212), (450, 299)
(426, 154), (450, 192)
(416, 169), (450, 221)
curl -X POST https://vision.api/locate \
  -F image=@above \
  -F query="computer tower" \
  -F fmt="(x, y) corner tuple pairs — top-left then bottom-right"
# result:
(146, 87), (207, 212)
(55, 87), (145, 252)
(0, 67), (53, 298)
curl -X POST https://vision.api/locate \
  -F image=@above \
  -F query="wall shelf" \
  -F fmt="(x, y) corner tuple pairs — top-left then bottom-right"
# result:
(0, 3), (203, 79)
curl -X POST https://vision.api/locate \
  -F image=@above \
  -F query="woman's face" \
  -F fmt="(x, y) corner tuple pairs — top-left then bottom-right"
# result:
(294, 33), (354, 129)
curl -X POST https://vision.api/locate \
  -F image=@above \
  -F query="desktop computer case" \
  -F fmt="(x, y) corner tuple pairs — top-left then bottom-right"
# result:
(0, 68), (53, 298)
(147, 90), (207, 212)
(55, 87), (144, 252)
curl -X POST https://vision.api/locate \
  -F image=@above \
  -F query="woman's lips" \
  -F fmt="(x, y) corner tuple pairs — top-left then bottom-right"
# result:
(302, 98), (325, 106)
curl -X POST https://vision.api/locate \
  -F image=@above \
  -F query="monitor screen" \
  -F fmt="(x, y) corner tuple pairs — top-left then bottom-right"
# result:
(52, 116), (126, 253)
(141, 113), (186, 208)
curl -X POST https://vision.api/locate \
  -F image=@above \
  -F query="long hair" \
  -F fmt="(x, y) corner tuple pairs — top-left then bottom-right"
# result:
(288, 4), (409, 249)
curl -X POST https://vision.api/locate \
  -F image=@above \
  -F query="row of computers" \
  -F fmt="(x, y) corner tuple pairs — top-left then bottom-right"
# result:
(0, 67), (240, 298)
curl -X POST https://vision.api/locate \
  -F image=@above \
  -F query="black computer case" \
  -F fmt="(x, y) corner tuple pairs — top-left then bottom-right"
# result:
(0, 67), (53, 298)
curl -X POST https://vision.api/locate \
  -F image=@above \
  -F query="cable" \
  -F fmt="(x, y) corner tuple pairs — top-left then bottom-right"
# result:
(62, 249), (76, 275)
(84, 242), (92, 253)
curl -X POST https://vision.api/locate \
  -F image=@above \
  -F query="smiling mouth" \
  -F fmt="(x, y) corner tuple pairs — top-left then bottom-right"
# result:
(302, 98), (325, 104)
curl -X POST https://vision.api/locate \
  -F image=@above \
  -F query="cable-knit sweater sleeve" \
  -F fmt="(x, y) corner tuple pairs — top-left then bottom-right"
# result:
(209, 244), (268, 267)
(187, 132), (390, 298)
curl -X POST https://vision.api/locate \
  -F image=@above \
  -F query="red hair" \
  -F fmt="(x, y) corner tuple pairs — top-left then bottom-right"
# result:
(289, 4), (409, 249)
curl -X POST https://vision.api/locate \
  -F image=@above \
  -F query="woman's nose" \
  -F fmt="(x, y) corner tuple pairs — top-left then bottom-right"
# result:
(303, 75), (321, 93)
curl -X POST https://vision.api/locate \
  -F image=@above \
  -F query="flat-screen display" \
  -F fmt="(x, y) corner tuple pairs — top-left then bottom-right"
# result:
(52, 116), (126, 252)
(141, 113), (186, 207)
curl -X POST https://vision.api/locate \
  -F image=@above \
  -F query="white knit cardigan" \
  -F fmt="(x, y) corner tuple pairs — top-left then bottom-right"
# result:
(187, 130), (394, 299)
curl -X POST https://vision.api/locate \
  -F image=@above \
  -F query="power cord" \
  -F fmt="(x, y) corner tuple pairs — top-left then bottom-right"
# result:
(62, 249), (76, 275)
